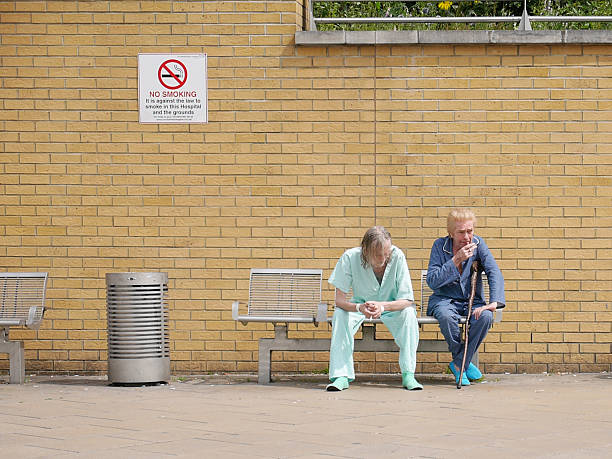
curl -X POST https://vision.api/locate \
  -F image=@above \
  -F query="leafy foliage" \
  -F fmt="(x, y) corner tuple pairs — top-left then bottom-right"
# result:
(313, 1), (612, 31)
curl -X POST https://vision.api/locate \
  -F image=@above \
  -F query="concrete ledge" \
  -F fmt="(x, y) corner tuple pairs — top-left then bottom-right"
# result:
(490, 30), (563, 43)
(375, 30), (418, 44)
(418, 30), (491, 44)
(295, 29), (612, 45)
(295, 30), (346, 45)
(565, 29), (612, 43)
(346, 30), (376, 44)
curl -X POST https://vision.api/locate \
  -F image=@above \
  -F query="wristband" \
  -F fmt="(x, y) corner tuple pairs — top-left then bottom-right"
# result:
(356, 303), (361, 313)
(380, 305), (385, 313)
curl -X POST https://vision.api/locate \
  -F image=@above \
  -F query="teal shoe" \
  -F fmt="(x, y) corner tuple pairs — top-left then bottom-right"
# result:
(402, 372), (423, 391)
(466, 363), (483, 381)
(326, 376), (349, 391)
(448, 363), (470, 386)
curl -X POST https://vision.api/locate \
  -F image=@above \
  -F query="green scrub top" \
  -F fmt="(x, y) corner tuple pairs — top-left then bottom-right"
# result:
(328, 245), (414, 303)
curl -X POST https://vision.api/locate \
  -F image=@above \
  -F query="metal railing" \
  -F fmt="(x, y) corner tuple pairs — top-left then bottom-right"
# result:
(308, 0), (612, 31)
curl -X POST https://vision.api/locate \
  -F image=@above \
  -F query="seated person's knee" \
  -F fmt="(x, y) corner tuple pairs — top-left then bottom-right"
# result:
(476, 309), (493, 326)
(433, 307), (458, 324)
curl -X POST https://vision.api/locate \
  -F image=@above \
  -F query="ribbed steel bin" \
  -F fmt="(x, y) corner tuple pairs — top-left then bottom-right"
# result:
(106, 272), (170, 384)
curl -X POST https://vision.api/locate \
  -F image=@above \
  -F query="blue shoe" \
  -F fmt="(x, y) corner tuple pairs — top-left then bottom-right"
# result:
(448, 363), (470, 386)
(326, 376), (349, 391)
(466, 363), (483, 381)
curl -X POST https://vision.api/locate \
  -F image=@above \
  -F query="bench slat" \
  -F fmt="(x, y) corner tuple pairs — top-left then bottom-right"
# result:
(246, 270), (322, 319)
(0, 272), (48, 329)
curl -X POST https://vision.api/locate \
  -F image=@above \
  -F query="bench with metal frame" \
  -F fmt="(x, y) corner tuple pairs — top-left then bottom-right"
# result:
(0, 272), (48, 384)
(233, 268), (501, 384)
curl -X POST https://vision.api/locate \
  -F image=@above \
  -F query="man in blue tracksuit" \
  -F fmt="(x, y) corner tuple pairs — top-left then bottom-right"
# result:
(426, 208), (505, 386)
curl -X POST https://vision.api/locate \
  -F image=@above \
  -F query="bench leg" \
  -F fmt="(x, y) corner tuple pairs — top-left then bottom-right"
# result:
(0, 339), (25, 384)
(258, 339), (272, 384)
(258, 325), (289, 384)
(258, 325), (333, 384)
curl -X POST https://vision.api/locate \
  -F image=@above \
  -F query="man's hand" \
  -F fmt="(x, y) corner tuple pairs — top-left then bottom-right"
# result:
(472, 303), (497, 320)
(363, 301), (384, 319)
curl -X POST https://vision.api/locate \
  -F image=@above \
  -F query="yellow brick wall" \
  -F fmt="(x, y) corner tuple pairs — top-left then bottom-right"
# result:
(0, 1), (610, 377)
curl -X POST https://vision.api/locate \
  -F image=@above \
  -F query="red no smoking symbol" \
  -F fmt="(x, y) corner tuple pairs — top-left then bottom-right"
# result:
(158, 59), (187, 90)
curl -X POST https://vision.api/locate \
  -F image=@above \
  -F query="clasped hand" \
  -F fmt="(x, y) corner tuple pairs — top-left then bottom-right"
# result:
(361, 301), (384, 319)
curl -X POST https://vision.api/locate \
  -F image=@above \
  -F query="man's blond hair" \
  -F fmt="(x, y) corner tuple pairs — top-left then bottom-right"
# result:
(447, 208), (476, 233)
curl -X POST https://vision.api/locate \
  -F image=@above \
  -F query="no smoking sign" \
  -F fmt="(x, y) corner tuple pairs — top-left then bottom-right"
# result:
(158, 59), (187, 90)
(138, 53), (207, 124)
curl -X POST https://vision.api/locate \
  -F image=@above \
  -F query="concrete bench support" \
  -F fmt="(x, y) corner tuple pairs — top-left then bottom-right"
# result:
(257, 324), (450, 384)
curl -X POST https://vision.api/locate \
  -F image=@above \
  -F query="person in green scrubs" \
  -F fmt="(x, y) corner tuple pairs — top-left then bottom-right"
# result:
(326, 226), (422, 391)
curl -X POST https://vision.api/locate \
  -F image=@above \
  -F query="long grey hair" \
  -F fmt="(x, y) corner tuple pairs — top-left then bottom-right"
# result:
(360, 226), (391, 269)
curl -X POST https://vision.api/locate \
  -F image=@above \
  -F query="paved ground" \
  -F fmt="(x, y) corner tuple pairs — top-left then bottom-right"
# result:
(1, 372), (611, 458)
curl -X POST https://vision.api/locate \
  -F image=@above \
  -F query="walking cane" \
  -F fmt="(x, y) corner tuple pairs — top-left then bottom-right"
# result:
(457, 260), (479, 389)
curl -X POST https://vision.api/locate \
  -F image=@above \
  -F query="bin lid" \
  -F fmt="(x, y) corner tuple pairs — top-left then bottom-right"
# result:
(106, 272), (168, 286)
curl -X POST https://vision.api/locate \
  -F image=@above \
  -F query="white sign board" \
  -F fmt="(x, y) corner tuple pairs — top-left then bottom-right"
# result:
(138, 54), (207, 123)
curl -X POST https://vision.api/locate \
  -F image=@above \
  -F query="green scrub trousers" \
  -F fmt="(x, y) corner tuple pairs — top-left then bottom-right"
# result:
(328, 306), (419, 382)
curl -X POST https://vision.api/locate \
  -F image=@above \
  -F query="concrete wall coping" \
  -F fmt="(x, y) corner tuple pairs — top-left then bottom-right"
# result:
(295, 30), (612, 46)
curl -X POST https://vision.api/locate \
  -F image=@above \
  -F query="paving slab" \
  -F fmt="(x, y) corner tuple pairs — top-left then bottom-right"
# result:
(1, 372), (611, 458)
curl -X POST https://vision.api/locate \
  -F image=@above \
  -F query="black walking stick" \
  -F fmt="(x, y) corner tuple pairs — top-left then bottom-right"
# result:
(457, 260), (479, 389)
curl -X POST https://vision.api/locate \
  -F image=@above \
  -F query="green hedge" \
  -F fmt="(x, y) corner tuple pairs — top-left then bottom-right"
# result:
(314, 1), (612, 30)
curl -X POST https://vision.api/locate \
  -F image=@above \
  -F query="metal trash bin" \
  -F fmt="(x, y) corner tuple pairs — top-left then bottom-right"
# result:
(106, 272), (170, 384)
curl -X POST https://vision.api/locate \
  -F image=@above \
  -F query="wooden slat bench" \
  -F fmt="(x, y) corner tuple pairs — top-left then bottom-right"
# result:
(233, 268), (501, 384)
(0, 272), (48, 384)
